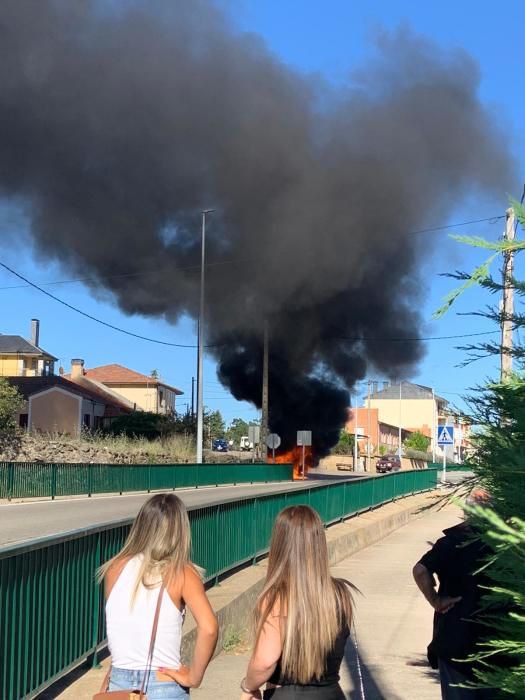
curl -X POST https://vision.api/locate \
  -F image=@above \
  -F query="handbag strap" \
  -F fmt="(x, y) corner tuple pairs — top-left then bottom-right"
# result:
(139, 583), (166, 697)
(98, 666), (112, 694)
(98, 583), (166, 696)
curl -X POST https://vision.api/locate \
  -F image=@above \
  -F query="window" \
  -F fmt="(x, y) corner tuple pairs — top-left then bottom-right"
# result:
(19, 414), (28, 428)
(83, 414), (91, 428)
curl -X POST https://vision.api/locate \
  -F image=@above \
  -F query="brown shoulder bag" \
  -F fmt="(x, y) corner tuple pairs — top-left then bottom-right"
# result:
(93, 584), (166, 700)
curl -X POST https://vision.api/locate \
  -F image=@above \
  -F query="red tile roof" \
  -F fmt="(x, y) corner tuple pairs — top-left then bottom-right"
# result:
(71, 364), (183, 394)
(69, 376), (134, 412)
(8, 376), (132, 414)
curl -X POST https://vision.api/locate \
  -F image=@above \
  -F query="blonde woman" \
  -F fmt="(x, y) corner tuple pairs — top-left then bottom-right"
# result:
(99, 493), (218, 699)
(240, 505), (354, 699)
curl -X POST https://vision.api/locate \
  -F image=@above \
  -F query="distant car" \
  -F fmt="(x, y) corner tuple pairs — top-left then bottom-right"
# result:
(239, 436), (254, 451)
(376, 454), (401, 473)
(212, 438), (229, 452)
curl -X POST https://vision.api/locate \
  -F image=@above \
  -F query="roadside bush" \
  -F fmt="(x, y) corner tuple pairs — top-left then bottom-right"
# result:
(403, 430), (431, 452)
(463, 378), (525, 695)
(107, 411), (175, 440)
(332, 430), (356, 455)
(0, 378), (24, 435)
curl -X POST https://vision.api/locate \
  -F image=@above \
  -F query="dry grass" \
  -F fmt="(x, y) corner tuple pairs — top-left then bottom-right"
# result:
(21, 430), (196, 464)
(88, 432), (196, 461)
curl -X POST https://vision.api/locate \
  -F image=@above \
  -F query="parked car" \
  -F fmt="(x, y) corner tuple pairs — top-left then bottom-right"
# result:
(376, 454), (401, 473)
(212, 438), (229, 452)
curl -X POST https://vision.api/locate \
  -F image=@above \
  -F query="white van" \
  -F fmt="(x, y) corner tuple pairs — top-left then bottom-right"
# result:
(239, 436), (254, 451)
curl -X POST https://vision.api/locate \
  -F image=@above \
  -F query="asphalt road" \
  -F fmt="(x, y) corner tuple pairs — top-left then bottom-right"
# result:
(0, 479), (338, 549)
(1, 471), (469, 550)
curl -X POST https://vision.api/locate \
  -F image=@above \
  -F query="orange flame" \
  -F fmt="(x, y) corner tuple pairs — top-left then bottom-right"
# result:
(269, 445), (313, 479)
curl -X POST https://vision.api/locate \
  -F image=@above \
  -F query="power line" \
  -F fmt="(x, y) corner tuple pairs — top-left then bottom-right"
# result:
(0, 260), (501, 348)
(0, 257), (254, 291)
(0, 260), (198, 349)
(0, 215), (503, 291)
(337, 330), (498, 342)
(406, 215), (503, 236)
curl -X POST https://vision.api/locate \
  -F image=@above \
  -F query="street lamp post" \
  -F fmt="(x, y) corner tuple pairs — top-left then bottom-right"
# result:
(196, 209), (214, 464)
(398, 381), (402, 457)
(353, 391), (360, 472)
(432, 387), (436, 463)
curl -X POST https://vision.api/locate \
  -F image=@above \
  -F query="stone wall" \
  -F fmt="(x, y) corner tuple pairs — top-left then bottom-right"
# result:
(318, 453), (428, 472)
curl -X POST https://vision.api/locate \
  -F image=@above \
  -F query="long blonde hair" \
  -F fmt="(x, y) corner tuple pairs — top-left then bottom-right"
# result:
(255, 505), (353, 684)
(98, 493), (192, 603)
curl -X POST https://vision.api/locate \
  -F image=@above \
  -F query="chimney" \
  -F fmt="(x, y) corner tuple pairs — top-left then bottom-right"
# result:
(31, 319), (40, 347)
(71, 358), (85, 379)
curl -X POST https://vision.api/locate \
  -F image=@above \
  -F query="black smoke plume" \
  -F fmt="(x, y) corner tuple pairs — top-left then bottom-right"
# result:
(0, 2), (515, 455)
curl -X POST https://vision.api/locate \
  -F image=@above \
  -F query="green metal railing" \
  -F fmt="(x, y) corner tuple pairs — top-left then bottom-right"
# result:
(0, 469), (437, 700)
(0, 462), (293, 501)
(428, 462), (472, 472)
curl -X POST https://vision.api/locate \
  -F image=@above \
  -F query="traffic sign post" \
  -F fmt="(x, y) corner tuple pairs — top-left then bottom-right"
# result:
(297, 430), (312, 479)
(266, 433), (281, 463)
(248, 425), (260, 463)
(437, 426), (454, 483)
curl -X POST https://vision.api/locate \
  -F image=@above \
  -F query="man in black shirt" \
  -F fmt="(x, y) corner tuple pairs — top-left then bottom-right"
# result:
(413, 490), (493, 699)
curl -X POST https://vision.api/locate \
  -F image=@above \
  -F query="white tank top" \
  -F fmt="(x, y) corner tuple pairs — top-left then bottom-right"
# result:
(106, 556), (184, 670)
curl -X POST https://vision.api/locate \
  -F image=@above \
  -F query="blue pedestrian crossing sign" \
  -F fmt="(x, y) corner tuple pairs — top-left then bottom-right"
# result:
(437, 426), (454, 445)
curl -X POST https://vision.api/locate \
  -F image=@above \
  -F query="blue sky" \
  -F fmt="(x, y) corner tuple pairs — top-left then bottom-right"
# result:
(1, 0), (523, 424)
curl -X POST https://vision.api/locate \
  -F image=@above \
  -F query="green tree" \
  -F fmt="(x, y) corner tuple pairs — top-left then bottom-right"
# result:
(225, 418), (248, 447)
(172, 411), (196, 436)
(204, 409), (225, 440)
(436, 199), (525, 695)
(332, 430), (355, 455)
(225, 417), (260, 447)
(462, 378), (525, 696)
(403, 430), (431, 452)
(108, 411), (175, 439)
(0, 378), (24, 434)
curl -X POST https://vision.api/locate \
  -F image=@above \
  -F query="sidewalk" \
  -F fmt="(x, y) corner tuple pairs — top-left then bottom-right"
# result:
(192, 504), (459, 700)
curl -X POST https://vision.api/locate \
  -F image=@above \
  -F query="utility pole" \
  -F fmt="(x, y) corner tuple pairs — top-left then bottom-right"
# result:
(367, 380), (371, 471)
(191, 376), (195, 418)
(260, 320), (269, 462)
(431, 387), (436, 463)
(398, 381), (402, 457)
(353, 392), (361, 472)
(196, 209), (214, 464)
(501, 207), (516, 382)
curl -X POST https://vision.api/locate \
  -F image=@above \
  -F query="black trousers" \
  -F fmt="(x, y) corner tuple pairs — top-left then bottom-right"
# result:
(263, 684), (345, 699)
(438, 659), (493, 700)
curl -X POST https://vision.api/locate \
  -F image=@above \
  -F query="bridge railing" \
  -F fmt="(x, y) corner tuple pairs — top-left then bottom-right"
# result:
(0, 468), (437, 700)
(428, 462), (471, 472)
(0, 462), (293, 501)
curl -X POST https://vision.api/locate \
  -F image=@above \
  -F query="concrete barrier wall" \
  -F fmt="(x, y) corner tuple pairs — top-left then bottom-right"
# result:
(319, 454), (428, 473)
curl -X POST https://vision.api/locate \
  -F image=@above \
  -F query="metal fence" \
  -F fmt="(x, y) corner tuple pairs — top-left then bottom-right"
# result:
(0, 468), (437, 700)
(428, 462), (471, 472)
(0, 462), (293, 501)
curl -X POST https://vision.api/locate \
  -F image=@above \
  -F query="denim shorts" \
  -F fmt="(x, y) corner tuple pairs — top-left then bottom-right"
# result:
(109, 668), (189, 699)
